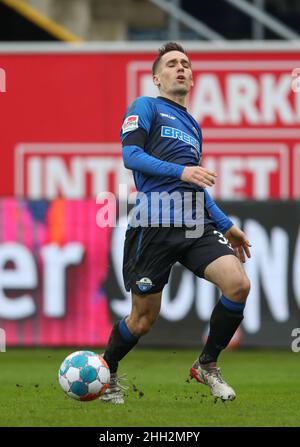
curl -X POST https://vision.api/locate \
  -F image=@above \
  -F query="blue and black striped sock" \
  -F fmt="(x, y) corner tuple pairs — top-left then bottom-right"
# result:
(103, 318), (139, 374)
(199, 295), (245, 365)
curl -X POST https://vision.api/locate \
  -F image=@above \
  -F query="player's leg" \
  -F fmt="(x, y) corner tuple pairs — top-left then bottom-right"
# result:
(101, 225), (177, 404)
(101, 290), (162, 404)
(179, 225), (250, 400)
(103, 290), (162, 374)
(189, 254), (250, 400)
(126, 290), (163, 335)
(103, 225), (179, 375)
(199, 254), (250, 366)
(103, 225), (174, 373)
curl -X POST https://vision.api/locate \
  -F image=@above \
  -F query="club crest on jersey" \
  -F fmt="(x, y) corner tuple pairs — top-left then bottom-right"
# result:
(136, 277), (154, 292)
(122, 115), (139, 133)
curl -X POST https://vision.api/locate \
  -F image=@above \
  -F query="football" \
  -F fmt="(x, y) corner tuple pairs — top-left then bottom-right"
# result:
(58, 351), (110, 401)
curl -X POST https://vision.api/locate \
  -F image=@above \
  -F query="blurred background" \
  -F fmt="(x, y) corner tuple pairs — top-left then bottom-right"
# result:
(0, 0), (299, 351)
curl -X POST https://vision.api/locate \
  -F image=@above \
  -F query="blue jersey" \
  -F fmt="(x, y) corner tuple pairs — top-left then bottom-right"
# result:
(121, 96), (233, 231)
(121, 96), (202, 196)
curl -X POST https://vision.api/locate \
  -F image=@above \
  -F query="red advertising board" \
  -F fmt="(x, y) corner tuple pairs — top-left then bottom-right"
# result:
(0, 44), (299, 199)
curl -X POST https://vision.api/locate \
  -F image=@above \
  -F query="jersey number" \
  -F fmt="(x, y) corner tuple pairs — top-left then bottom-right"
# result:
(213, 230), (234, 250)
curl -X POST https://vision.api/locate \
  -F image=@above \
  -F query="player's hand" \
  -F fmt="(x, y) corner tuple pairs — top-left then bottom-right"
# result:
(181, 166), (217, 188)
(224, 225), (252, 263)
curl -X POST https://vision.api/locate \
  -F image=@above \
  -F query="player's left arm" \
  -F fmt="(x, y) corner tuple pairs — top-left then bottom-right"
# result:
(204, 188), (233, 233)
(204, 189), (251, 263)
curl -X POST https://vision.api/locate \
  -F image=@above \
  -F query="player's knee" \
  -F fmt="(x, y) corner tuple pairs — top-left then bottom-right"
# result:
(133, 316), (156, 336)
(234, 276), (250, 302)
(225, 275), (250, 303)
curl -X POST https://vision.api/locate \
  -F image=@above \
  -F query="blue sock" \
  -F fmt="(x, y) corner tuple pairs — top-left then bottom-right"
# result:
(103, 318), (139, 373)
(199, 295), (245, 364)
(220, 295), (245, 314)
(119, 318), (139, 343)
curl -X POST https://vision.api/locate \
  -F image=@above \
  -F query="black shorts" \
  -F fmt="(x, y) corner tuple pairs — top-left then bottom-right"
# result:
(123, 224), (235, 295)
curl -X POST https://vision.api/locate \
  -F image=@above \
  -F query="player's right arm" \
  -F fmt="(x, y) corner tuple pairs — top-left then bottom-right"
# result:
(121, 97), (217, 187)
(180, 166), (217, 188)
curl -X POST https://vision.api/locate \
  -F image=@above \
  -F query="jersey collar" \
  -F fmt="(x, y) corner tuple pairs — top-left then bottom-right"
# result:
(157, 96), (187, 112)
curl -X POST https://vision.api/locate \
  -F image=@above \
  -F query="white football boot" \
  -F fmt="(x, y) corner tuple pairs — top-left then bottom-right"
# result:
(190, 359), (236, 401)
(99, 373), (128, 404)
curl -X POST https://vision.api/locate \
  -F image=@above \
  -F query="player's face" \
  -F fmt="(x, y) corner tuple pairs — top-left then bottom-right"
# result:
(153, 51), (194, 98)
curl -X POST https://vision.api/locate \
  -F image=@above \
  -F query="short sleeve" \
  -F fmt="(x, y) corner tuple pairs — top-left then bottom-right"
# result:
(120, 97), (155, 143)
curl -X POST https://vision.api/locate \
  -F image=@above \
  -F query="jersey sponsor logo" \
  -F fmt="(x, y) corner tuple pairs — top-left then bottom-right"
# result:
(122, 115), (139, 133)
(161, 126), (200, 152)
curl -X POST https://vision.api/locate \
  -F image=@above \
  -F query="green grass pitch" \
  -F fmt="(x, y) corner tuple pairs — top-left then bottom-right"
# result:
(0, 348), (299, 427)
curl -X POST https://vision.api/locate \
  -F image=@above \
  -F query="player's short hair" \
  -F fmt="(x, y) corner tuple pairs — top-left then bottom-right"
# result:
(152, 42), (190, 75)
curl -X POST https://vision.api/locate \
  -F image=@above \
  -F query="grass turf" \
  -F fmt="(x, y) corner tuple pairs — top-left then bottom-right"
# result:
(0, 348), (299, 427)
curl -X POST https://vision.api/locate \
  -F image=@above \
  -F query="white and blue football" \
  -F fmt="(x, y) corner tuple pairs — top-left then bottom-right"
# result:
(58, 351), (110, 401)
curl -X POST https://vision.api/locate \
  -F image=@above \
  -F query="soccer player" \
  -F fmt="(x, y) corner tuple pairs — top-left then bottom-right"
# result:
(100, 42), (251, 404)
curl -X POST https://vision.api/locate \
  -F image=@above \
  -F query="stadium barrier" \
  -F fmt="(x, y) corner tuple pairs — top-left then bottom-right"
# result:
(0, 198), (299, 348)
